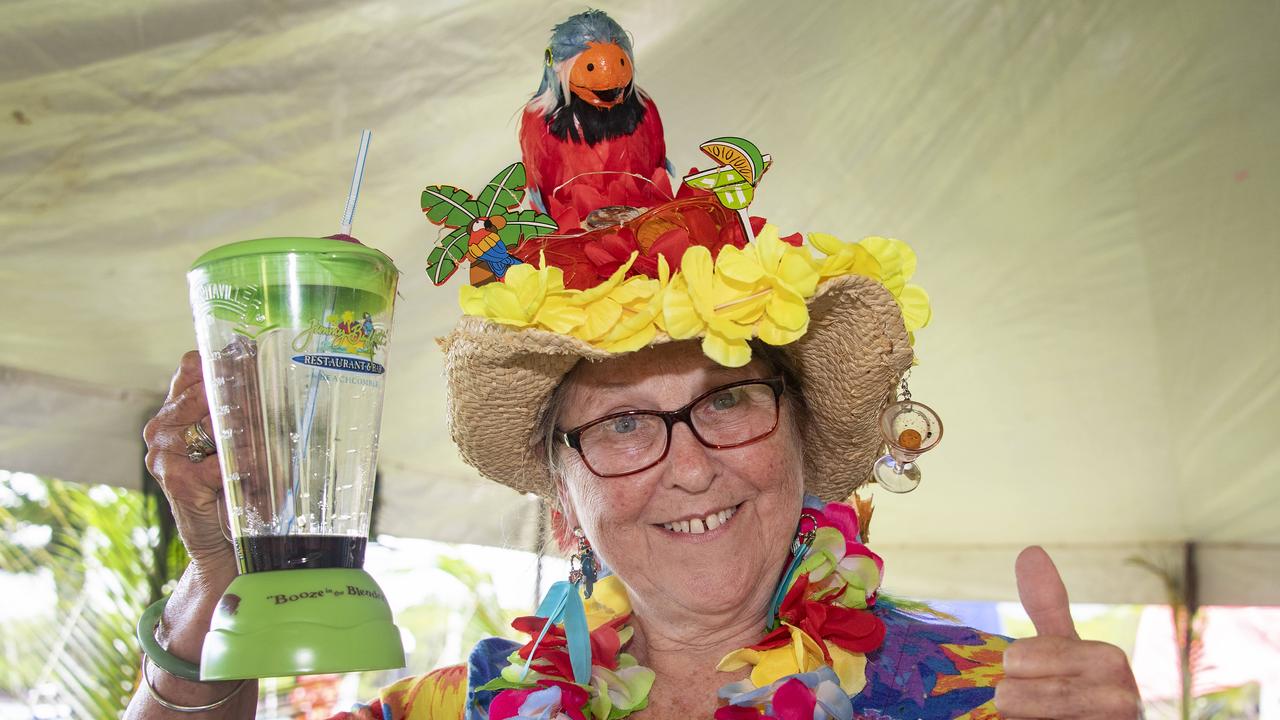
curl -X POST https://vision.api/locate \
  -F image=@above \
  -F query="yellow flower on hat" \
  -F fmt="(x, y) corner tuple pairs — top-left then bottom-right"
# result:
(459, 257), (585, 334)
(457, 226), (931, 363)
(808, 232), (881, 282)
(567, 254), (642, 343)
(717, 225), (821, 347)
(662, 245), (757, 367)
(810, 233), (932, 334)
(568, 255), (663, 353)
(717, 623), (868, 695)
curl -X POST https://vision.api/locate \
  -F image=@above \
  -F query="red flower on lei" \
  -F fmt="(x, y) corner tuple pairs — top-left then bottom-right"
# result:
(508, 613), (631, 679)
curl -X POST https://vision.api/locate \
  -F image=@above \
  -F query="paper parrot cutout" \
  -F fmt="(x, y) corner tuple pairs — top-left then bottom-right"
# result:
(519, 10), (672, 228)
(422, 163), (557, 286)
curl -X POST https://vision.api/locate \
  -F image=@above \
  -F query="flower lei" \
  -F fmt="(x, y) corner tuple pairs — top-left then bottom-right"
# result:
(482, 497), (886, 720)
(458, 225), (930, 368)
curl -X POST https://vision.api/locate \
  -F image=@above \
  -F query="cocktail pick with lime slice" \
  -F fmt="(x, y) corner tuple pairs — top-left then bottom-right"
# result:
(684, 136), (772, 241)
(699, 137), (770, 187)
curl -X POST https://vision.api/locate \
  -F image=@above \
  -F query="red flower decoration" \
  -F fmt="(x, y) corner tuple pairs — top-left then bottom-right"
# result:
(512, 197), (750, 290)
(751, 576), (886, 661)
(509, 613), (630, 680)
(490, 680), (590, 720)
(748, 216), (803, 246)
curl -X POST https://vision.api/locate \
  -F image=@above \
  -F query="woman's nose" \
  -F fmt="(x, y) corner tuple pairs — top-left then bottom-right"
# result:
(660, 421), (716, 492)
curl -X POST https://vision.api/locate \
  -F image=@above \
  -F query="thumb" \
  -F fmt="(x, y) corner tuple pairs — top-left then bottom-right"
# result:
(1015, 545), (1079, 639)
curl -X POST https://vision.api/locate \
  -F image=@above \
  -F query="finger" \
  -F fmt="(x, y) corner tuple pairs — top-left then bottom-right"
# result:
(996, 675), (1140, 720)
(995, 676), (1080, 719)
(146, 444), (224, 497)
(1003, 636), (1113, 678)
(165, 350), (204, 402)
(145, 383), (213, 452)
(1016, 546), (1079, 639)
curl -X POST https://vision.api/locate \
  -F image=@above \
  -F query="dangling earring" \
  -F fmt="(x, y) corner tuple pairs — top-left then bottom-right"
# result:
(568, 527), (598, 599)
(765, 510), (819, 630)
(872, 374), (943, 493)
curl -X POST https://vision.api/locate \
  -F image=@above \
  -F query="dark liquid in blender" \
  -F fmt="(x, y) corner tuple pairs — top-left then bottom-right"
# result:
(236, 535), (367, 573)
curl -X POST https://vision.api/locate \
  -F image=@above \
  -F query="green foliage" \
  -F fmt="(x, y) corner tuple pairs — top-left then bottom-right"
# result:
(0, 472), (188, 719)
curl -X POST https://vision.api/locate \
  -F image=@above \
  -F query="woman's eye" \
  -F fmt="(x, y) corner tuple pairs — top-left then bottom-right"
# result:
(609, 417), (638, 434)
(710, 390), (740, 411)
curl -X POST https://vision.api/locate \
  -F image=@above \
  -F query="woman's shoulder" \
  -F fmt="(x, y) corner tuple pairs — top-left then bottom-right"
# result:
(857, 604), (1010, 720)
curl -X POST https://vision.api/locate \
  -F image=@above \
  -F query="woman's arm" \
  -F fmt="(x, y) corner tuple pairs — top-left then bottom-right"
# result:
(123, 559), (259, 719)
(122, 352), (259, 718)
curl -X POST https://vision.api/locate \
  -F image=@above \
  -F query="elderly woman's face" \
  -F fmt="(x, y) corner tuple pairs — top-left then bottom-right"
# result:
(554, 342), (805, 617)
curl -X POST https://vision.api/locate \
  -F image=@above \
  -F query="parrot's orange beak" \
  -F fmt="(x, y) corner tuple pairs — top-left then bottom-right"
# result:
(569, 41), (633, 109)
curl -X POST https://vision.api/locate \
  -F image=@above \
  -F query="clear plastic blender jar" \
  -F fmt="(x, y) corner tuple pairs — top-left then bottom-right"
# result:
(187, 236), (404, 679)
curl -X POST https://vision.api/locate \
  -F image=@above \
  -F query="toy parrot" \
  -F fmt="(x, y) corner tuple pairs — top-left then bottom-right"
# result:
(520, 10), (672, 229)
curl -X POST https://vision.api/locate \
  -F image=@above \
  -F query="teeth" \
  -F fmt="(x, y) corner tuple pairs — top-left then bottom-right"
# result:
(662, 505), (738, 534)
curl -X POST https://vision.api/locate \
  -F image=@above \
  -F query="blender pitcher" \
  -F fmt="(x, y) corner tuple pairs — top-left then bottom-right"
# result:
(187, 236), (405, 680)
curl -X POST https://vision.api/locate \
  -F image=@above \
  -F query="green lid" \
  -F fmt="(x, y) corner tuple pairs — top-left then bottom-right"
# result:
(191, 236), (396, 270)
(188, 237), (400, 311)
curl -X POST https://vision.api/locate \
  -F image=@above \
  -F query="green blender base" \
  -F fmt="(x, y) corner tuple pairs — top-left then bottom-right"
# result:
(201, 568), (405, 680)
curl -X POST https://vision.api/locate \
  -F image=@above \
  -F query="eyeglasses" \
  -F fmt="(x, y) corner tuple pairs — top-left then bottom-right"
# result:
(554, 377), (786, 478)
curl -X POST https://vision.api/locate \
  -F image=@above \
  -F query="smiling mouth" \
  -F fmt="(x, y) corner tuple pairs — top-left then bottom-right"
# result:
(572, 83), (629, 105)
(592, 87), (623, 103)
(657, 503), (741, 535)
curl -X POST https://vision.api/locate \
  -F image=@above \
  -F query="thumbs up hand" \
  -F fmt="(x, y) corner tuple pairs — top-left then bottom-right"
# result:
(993, 547), (1143, 719)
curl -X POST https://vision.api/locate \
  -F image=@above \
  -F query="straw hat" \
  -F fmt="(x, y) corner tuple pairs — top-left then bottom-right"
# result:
(439, 271), (914, 501)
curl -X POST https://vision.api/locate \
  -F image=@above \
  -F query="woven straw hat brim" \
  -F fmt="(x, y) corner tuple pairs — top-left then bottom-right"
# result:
(439, 273), (914, 501)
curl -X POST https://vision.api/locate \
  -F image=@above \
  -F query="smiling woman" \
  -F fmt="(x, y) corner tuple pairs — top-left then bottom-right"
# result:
(124, 7), (1145, 719)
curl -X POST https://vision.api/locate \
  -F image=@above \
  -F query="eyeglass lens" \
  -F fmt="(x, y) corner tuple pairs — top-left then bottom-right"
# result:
(577, 381), (779, 476)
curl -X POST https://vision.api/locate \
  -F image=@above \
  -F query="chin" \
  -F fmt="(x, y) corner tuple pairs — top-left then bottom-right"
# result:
(648, 545), (777, 615)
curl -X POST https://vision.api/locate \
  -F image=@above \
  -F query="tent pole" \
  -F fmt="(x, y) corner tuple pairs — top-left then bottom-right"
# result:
(1178, 542), (1199, 720)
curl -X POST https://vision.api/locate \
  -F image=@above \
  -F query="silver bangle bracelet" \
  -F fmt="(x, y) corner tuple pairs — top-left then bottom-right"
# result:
(142, 657), (248, 714)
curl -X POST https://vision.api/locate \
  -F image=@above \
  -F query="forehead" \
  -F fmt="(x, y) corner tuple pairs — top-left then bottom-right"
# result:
(560, 342), (771, 411)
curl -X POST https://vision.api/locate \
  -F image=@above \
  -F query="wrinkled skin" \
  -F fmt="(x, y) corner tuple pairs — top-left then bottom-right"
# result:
(553, 342), (805, 629)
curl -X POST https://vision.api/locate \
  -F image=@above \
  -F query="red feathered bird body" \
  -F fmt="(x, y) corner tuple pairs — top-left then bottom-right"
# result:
(519, 10), (671, 229)
(519, 95), (669, 229)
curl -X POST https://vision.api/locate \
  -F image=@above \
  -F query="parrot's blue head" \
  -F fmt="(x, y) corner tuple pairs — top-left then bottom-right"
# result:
(531, 10), (636, 115)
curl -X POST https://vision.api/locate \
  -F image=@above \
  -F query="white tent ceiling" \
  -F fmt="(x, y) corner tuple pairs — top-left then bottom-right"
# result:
(2, 0), (1277, 605)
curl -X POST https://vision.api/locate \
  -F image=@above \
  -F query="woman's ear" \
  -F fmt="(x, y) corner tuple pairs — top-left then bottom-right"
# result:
(550, 479), (579, 554)
(554, 477), (578, 529)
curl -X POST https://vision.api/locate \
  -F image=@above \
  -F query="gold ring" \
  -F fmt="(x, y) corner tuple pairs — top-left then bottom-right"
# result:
(183, 422), (217, 463)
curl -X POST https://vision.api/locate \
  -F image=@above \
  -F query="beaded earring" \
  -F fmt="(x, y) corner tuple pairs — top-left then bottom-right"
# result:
(766, 510), (820, 630)
(568, 527), (598, 599)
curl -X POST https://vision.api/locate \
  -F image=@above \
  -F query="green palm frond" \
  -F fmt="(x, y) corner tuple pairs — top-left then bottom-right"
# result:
(0, 473), (188, 719)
